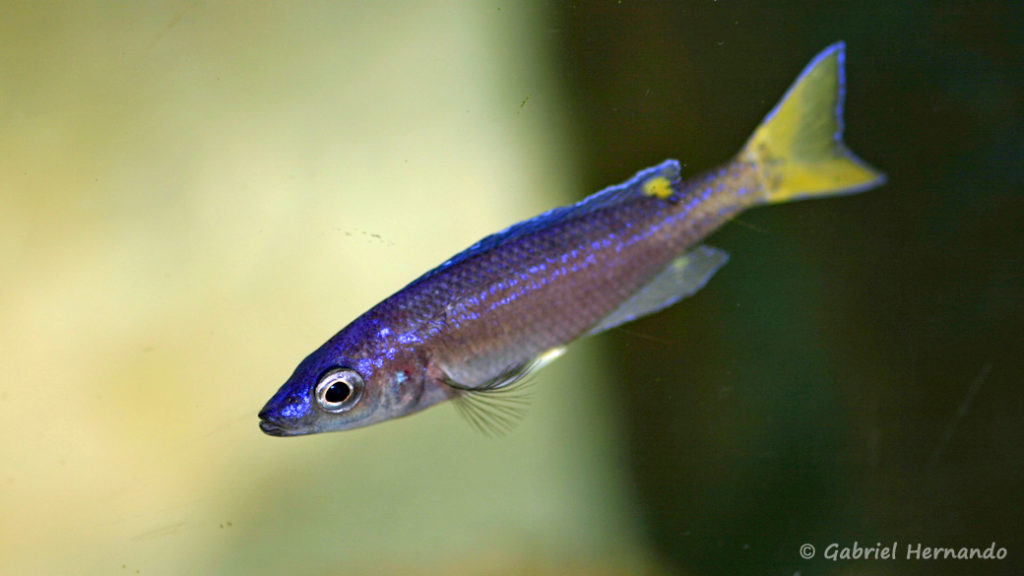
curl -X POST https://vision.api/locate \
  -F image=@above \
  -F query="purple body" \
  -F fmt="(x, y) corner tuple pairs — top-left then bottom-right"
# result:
(259, 159), (762, 436)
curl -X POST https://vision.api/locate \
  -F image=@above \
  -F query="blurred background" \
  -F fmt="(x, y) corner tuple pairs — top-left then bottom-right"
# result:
(0, 2), (1020, 575)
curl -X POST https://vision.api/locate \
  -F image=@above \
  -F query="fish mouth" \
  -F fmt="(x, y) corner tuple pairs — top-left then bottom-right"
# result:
(258, 410), (295, 437)
(258, 419), (287, 436)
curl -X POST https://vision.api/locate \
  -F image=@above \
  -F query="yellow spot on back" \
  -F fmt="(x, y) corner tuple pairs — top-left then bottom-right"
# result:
(643, 176), (674, 199)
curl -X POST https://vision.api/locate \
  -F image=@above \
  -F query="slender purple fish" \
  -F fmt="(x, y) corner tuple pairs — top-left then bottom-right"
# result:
(259, 43), (885, 436)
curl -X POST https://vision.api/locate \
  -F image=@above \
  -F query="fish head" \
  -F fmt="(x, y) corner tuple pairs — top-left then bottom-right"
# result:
(258, 324), (446, 436)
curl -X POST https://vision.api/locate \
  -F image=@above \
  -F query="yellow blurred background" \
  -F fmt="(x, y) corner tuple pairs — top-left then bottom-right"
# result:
(0, 3), (656, 574)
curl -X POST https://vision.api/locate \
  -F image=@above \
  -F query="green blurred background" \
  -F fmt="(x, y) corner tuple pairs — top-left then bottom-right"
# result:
(1, 2), (1020, 575)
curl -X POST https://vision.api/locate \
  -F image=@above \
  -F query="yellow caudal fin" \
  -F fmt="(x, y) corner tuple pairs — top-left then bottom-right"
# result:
(741, 42), (886, 203)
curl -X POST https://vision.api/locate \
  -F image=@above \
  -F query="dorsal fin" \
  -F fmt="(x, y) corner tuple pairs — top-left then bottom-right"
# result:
(419, 160), (682, 283)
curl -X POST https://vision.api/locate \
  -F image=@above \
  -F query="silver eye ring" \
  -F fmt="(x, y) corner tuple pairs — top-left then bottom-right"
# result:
(315, 368), (364, 413)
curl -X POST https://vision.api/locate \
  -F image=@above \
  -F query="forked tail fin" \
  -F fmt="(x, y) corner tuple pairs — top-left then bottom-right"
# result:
(742, 42), (886, 204)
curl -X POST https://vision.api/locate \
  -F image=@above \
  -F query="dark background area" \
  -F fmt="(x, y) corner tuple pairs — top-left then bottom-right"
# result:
(554, 2), (1022, 575)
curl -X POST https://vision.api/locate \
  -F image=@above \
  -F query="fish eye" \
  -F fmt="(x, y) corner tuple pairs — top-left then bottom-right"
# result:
(315, 368), (364, 413)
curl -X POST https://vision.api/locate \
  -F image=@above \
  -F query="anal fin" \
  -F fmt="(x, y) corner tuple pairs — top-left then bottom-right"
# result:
(587, 245), (729, 336)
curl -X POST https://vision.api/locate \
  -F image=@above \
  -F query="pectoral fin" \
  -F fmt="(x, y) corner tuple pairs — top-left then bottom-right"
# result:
(444, 348), (565, 436)
(587, 245), (729, 336)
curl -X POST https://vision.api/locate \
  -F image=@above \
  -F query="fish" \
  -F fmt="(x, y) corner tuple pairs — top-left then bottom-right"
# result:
(258, 42), (885, 437)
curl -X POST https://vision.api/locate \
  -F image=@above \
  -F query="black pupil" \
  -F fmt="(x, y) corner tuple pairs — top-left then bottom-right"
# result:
(324, 382), (352, 404)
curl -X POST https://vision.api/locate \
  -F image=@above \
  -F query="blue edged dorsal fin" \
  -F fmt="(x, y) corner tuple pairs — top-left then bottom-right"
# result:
(421, 160), (682, 282)
(587, 245), (729, 336)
